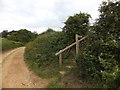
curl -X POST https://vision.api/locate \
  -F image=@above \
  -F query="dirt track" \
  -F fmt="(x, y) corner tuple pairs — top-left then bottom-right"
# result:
(1, 47), (48, 88)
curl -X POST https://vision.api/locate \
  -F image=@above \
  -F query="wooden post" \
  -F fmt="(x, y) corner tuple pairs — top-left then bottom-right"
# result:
(59, 53), (62, 65)
(56, 35), (87, 66)
(76, 34), (79, 55)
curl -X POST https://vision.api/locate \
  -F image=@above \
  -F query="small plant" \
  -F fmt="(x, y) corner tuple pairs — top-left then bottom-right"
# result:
(47, 79), (62, 88)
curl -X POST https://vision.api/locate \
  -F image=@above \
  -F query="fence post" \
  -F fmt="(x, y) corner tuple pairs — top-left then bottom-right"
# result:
(76, 34), (79, 55)
(59, 53), (62, 65)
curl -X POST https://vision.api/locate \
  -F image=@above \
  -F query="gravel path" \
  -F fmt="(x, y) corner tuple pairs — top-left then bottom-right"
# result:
(1, 47), (48, 88)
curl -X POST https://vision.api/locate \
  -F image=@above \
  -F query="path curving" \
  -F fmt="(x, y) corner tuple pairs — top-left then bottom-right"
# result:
(1, 47), (48, 88)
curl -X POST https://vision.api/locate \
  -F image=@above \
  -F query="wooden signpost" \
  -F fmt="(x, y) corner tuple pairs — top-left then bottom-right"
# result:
(55, 34), (87, 66)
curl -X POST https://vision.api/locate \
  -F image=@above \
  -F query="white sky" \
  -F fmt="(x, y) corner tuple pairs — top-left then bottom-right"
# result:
(0, 0), (104, 34)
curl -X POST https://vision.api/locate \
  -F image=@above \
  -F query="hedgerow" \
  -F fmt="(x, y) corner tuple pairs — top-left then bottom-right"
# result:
(0, 38), (23, 52)
(24, 31), (70, 78)
(24, 1), (120, 88)
(76, 1), (120, 88)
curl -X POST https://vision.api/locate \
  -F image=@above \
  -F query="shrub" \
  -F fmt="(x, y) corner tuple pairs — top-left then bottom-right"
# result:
(0, 38), (23, 52)
(7, 29), (38, 44)
(24, 31), (69, 78)
(76, 33), (120, 88)
(76, 1), (120, 88)
(63, 12), (90, 44)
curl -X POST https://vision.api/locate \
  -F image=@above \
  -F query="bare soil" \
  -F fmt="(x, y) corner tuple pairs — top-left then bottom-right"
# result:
(1, 47), (49, 88)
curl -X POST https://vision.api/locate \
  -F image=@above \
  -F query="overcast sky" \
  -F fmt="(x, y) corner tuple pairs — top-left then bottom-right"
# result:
(0, 0), (104, 33)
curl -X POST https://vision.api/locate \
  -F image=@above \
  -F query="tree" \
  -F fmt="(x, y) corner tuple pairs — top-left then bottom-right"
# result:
(76, 0), (120, 88)
(0, 30), (9, 38)
(7, 29), (38, 44)
(63, 12), (90, 43)
(95, 0), (120, 64)
(39, 28), (55, 36)
(46, 28), (54, 33)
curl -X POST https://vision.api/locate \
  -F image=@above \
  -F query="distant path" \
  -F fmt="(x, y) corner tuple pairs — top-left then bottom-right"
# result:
(1, 47), (48, 88)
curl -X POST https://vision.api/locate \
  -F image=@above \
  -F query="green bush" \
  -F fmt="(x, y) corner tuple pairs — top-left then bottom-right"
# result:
(76, 1), (120, 88)
(63, 12), (90, 44)
(24, 31), (69, 78)
(0, 38), (23, 52)
(7, 29), (38, 44)
(76, 34), (120, 88)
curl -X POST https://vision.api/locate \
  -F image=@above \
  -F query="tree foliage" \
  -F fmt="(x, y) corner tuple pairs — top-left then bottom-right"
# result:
(7, 29), (38, 44)
(39, 28), (55, 35)
(76, 0), (120, 88)
(63, 12), (90, 43)
(1, 38), (23, 51)
(24, 1), (120, 88)
(0, 29), (38, 44)
(0, 30), (9, 38)
(24, 31), (68, 78)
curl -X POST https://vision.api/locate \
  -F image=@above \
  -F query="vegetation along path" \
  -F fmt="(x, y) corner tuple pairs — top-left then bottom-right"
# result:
(1, 47), (48, 88)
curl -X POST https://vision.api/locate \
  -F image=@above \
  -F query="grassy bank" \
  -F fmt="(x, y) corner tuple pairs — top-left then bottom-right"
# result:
(0, 38), (23, 52)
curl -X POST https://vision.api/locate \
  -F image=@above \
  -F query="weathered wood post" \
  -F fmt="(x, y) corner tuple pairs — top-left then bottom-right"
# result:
(59, 53), (62, 66)
(76, 34), (79, 55)
(56, 35), (87, 66)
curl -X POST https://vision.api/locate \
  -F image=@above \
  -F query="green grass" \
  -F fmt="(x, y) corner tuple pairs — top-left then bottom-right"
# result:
(32, 62), (61, 78)
(0, 38), (23, 52)
(47, 79), (62, 88)
(47, 67), (103, 88)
